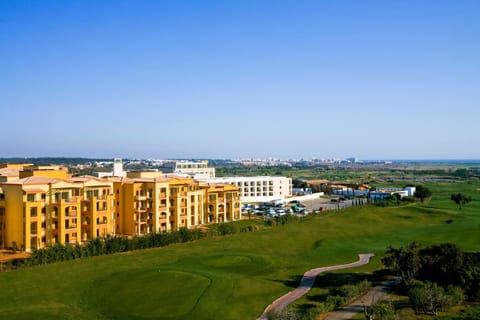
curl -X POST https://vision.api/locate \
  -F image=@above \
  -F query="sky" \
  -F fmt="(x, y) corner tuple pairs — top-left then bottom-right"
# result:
(1, 0), (479, 160)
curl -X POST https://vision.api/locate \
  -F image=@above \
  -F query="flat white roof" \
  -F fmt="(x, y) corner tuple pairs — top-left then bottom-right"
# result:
(198, 176), (290, 182)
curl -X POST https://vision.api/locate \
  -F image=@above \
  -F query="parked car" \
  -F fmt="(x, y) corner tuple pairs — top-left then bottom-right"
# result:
(298, 208), (309, 215)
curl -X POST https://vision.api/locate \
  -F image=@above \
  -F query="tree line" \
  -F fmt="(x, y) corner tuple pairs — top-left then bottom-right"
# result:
(382, 242), (480, 315)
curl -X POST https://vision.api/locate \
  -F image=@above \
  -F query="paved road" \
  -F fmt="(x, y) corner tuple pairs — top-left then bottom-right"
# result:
(258, 253), (374, 320)
(324, 277), (401, 320)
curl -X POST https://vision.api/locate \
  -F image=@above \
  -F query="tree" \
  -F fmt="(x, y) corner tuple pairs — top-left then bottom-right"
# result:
(408, 281), (462, 316)
(452, 168), (471, 179)
(364, 299), (396, 320)
(450, 193), (472, 210)
(382, 242), (421, 286)
(414, 185), (432, 204)
(418, 243), (464, 286)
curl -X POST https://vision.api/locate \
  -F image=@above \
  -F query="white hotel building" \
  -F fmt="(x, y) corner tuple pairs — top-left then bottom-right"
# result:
(197, 176), (292, 203)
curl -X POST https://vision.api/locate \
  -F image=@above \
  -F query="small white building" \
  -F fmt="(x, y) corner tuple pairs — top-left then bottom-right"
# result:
(369, 186), (415, 200)
(93, 158), (126, 178)
(197, 176), (292, 203)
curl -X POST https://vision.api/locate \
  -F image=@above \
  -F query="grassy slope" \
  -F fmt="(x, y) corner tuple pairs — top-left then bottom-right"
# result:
(0, 182), (478, 320)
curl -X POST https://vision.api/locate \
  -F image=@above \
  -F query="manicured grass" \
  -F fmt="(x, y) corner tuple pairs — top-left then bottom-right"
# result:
(0, 181), (479, 320)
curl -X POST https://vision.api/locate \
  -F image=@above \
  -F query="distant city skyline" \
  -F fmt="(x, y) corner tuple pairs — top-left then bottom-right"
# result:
(1, 1), (479, 160)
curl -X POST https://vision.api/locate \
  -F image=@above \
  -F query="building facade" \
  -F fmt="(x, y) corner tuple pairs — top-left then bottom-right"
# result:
(0, 167), (241, 252)
(161, 160), (216, 178)
(113, 176), (240, 235)
(197, 176), (292, 203)
(0, 176), (115, 252)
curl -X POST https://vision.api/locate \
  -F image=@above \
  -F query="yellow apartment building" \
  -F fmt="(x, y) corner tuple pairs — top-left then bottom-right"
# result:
(113, 175), (241, 236)
(19, 165), (71, 179)
(0, 188), (5, 249)
(113, 176), (205, 235)
(203, 183), (241, 223)
(69, 177), (115, 241)
(0, 176), (115, 252)
(0, 163), (33, 182)
(0, 166), (241, 251)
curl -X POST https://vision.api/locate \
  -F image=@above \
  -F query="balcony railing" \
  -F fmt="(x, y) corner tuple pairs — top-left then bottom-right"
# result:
(65, 210), (78, 217)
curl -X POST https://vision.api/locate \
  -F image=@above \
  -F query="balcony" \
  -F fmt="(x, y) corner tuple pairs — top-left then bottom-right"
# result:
(65, 196), (82, 204)
(135, 195), (147, 201)
(65, 210), (78, 217)
(65, 223), (77, 230)
(135, 207), (147, 213)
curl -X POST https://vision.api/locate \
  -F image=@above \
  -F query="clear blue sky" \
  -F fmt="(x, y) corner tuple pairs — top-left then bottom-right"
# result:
(1, 0), (479, 160)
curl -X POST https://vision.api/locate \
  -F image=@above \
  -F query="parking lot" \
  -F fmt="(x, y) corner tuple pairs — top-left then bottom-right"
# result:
(242, 195), (368, 218)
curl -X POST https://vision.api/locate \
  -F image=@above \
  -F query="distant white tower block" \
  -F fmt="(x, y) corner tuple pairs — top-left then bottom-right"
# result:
(113, 158), (125, 177)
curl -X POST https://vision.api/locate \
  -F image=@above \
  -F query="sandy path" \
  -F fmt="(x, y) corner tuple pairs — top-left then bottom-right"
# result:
(323, 277), (400, 320)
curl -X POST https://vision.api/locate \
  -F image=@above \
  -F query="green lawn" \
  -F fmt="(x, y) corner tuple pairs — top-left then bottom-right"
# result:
(0, 181), (479, 320)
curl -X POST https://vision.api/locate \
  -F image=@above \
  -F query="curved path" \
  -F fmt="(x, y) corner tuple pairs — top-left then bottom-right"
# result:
(258, 253), (374, 320)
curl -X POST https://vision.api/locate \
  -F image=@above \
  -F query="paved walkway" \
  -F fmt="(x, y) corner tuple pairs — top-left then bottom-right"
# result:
(323, 277), (401, 320)
(258, 253), (374, 320)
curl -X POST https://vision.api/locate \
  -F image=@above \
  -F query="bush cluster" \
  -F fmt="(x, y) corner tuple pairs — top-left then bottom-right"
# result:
(317, 279), (372, 313)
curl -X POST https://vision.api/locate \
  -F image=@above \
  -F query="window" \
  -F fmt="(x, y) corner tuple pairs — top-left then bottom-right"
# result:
(30, 207), (38, 217)
(0, 208), (5, 216)
(30, 222), (37, 234)
(27, 194), (36, 202)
